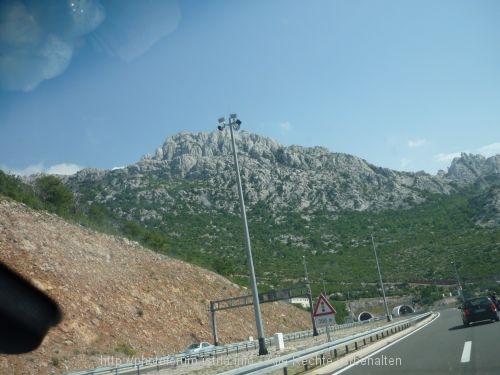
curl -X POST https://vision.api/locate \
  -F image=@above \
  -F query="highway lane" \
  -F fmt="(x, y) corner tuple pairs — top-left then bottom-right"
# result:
(331, 308), (500, 375)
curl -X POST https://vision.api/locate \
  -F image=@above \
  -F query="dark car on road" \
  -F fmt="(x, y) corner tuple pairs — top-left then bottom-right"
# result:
(460, 296), (499, 326)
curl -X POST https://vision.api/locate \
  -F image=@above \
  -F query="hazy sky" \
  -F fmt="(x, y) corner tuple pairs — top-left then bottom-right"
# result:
(1, 0), (499, 176)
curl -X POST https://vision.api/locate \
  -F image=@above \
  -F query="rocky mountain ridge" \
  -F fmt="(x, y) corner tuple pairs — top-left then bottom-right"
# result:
(67, 131), (500, 220)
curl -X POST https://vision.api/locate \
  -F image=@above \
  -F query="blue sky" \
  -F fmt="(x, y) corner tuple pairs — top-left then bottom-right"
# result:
(1, 0), (499, 176)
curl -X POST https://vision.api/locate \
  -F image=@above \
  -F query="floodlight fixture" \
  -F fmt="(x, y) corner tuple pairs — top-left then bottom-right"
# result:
(217, 125), (224, 131)
(230, 113), (237, 119)
(218, 117), (226, 124)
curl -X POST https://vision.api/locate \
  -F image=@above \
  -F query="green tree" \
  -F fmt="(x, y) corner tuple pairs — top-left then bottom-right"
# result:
(0, 170), (42, 208)
(35, 175), (74, 216)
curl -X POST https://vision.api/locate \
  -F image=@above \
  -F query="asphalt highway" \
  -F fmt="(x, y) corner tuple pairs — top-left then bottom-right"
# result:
(330, 308), (500, 375)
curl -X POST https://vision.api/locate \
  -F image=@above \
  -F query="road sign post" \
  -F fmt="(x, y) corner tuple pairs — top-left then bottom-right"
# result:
(313, 294), (336, 342)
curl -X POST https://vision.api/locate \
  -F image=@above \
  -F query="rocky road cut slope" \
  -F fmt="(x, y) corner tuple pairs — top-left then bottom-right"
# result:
(0, 199), (311, 374)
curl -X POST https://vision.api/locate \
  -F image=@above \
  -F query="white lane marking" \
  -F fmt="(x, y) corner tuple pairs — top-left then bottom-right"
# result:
(461, 341), (472, 363)
(330, 312), (440, 374)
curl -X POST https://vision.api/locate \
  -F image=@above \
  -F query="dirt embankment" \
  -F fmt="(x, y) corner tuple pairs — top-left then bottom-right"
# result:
(0, 199), (311, 374)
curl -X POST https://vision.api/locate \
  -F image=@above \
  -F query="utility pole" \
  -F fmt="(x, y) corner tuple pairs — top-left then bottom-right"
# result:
(451, 261), (463, 301)
(303, 256), (319, 336)
(371, 234), (392, 322)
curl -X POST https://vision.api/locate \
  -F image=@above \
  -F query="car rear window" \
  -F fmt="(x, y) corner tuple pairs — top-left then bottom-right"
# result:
(466, 298), (490, 308)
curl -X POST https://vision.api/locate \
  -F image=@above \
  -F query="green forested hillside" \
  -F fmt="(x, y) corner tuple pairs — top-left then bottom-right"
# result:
(2, 169), (499, 302)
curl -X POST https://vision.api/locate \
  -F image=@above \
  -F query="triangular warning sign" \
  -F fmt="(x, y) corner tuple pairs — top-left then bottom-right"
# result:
(313, 294), (336, 317)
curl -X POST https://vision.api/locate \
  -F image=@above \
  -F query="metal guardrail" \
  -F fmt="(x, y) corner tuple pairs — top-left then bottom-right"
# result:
(281, 315), (386, 342)
(64, 340), (275, 375)
(63, 313), (427, 375)
(217, 312), (433, 375)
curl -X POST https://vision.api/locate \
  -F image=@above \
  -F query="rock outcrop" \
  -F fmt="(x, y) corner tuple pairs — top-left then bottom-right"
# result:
(445, 153), (500, 187)
(67, 131), (484, 220)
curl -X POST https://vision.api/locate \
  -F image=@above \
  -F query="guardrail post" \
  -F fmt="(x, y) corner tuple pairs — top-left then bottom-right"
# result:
(354, 342), (358, 350)
(334, 348), (338, 358)
(283, 367), (288, 375)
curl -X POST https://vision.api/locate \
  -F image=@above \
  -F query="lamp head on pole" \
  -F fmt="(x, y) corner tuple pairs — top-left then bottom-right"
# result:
(233, 119), (242, 130)
(217, 117), (226, 131)
(217, 114), (242, 131)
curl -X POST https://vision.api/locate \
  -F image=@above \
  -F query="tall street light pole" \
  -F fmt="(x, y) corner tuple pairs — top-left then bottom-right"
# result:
(371, 234), (392, 322)
(217, 114), (268, 355)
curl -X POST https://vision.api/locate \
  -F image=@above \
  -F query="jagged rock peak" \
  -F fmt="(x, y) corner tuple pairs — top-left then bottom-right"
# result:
(150, 130), (369, 172)
(154, 131), (282, 162)
(446, 152), (500, 185)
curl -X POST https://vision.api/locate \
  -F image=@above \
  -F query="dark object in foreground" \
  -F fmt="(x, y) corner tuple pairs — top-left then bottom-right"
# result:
(460, 296), (499, 327)
(0, 262), (62, 353)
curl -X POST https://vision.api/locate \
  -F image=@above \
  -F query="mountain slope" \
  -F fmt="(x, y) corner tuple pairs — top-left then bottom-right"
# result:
(0, 199), (311, 374)
(68, 131), (458, 217)
(66, 131), (500, 220)
(59, 132), (500, 292)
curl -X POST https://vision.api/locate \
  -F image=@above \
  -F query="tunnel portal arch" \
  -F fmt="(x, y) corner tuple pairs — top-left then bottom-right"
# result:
(358, 311), (374, 321)
(391, 305), (414, 317)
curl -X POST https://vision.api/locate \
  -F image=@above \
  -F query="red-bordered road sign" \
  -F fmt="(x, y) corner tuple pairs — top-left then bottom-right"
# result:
(313, 294), (337, 317)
